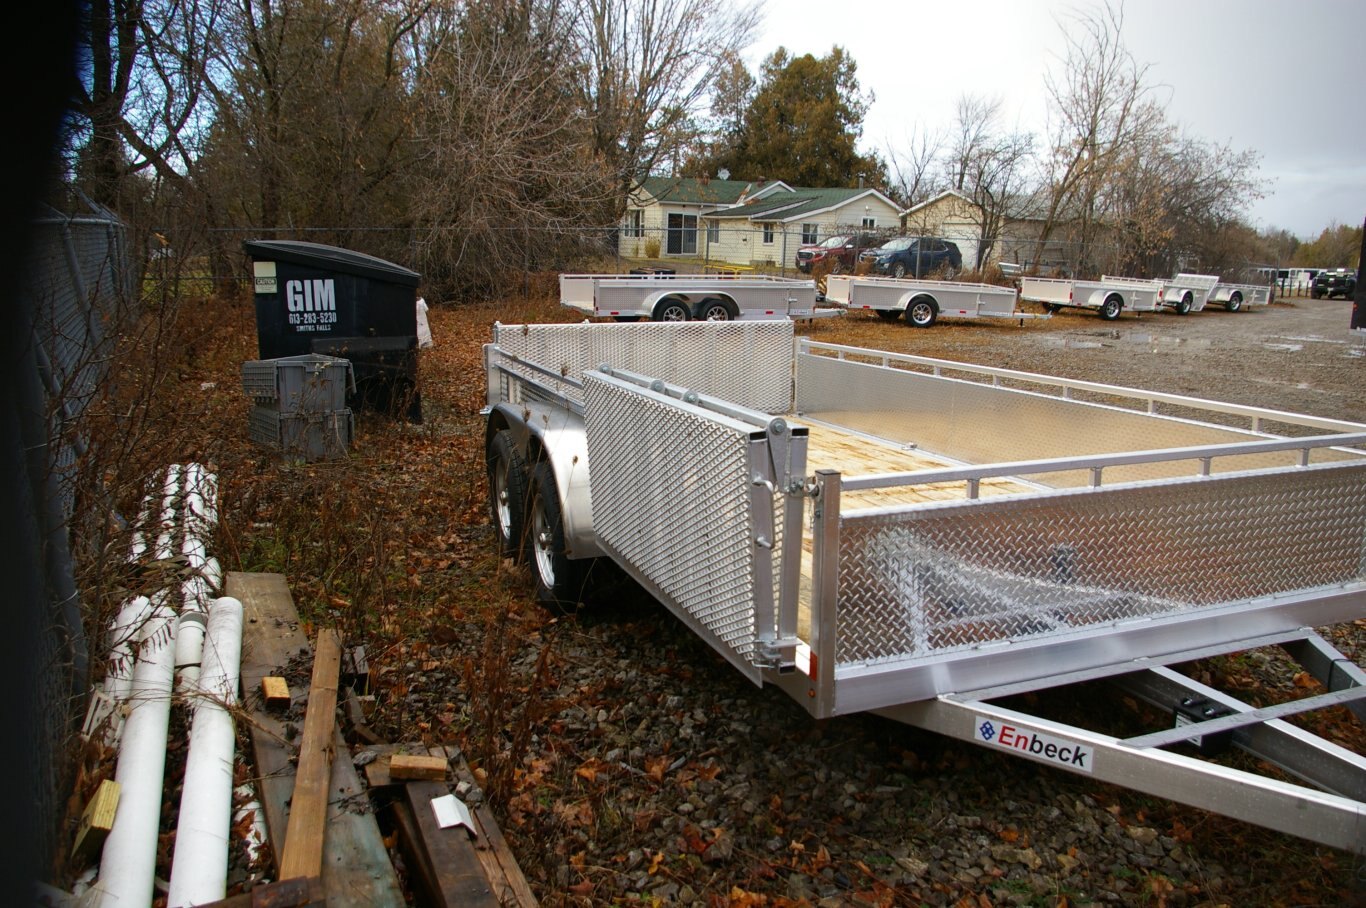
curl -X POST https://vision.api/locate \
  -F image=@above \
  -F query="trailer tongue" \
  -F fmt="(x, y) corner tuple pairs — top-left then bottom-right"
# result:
(484, 320), (1366, 853)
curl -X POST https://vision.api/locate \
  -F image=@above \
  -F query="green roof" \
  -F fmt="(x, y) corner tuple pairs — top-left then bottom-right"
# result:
(636, 177), (759, 206)
(706, 187), (875, 222)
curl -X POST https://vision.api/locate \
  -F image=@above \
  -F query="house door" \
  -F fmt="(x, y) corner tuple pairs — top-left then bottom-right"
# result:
(666, 213), (698, 255)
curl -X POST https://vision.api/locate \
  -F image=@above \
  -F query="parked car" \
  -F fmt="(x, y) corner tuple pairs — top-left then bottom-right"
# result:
(1312, 268), (1357, 299)
(860, 237), (962, 279)
(794, 233), (880, 274)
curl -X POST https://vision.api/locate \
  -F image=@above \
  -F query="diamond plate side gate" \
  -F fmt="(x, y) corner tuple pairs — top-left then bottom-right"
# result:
(582, 370), (803, 684)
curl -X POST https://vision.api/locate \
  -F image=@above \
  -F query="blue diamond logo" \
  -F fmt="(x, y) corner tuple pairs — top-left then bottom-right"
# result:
(979, 721), (996, 741)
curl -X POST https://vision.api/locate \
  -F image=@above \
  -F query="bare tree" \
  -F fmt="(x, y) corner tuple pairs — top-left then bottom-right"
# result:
(885, 124), (943, 210)
(1031, 0), (1162, 272)
(406, 0), (617, 297)
(570, 0), (761, 207)
(937, 94), (1037, 270)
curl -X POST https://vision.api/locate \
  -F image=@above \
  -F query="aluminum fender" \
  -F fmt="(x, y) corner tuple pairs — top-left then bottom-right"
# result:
(491, 401), (604, 560)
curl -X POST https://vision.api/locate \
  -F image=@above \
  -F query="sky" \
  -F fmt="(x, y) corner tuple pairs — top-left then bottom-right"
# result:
(750, 0), (1366, 239)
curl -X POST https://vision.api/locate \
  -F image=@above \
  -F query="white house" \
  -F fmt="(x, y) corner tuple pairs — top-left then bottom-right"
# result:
(620, 177), (900, 268)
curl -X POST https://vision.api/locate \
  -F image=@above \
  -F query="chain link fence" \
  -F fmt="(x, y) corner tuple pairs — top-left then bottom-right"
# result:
(15, 192), (132, 876)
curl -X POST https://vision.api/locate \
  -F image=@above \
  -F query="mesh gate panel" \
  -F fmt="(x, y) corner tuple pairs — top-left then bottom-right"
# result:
(494, 321), (794, 413)
(583, 372), (769, 679)
(835, 463), (1366, 666)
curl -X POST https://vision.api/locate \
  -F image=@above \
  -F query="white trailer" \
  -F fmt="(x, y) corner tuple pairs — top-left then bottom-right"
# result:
(1019, 275), (1163, 320)
(484, 320), (1366, 854)
(559, 273), (828, 322)
(1158, 273), (1220, 315)
(824, 275), (1047, 328)
(1208, 281), (1272, 312)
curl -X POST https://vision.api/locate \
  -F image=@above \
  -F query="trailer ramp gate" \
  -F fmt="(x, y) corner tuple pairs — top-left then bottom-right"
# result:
(582, 368), (805, 685)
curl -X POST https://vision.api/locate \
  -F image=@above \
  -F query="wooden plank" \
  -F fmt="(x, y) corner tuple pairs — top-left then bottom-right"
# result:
(278, 628), (342, 881)
(403, 780), (500, 908)
(228, 571), (404, 907)
(71, 779), (119, 866)
(195, 876), (324, 908)
(389, 753), (448, 781)
(361, 745), (538, 907)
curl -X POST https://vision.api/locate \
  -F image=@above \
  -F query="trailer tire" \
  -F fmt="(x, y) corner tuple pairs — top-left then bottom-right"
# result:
(488, 430), (528, 560)
(906, 297), (938, 328)
(1099, 295), (1123, 321)
(653, 298), (690, 322)
(1175, 293), (1192, 315)
(1225, 293), (1243, 313)
(874, 309), (900, 321)
(527, 461), (586, 608)
(698, 297), (736, 321)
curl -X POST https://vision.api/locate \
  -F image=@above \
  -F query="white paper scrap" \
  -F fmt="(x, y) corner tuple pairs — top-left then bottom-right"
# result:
(431, 793), (477, 836)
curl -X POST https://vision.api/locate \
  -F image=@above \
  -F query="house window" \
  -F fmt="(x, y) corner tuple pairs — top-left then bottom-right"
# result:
(625, 209), (643, 238)
(707, 220), (719, 244)
(801, 223), (818, 244)
(762, 223), (774, 244)
(862, 217), (876, 229)
(666, 213), (698, 255)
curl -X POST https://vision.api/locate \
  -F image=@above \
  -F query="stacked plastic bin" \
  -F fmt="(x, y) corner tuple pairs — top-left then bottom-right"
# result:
(241, 354), (354, 461)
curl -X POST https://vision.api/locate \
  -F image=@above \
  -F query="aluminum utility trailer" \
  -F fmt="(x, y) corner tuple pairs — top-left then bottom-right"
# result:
(824, 275), (1049, 328)
(1208, 281), (1272, 312)
(483, 321), (1366, 853)
(1019, 275), (1163, 320)
(1158, 272), (1220, 315)
(559, 272), (831, 322)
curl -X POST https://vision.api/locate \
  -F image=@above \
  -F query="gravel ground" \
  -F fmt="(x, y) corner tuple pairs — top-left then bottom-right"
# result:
(407, 294), (1366, 906)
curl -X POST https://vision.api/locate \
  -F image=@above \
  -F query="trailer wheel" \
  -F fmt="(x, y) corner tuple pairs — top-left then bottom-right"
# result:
(487, 430), (528, 560)
(527, 461), (586, 607)
(1099, 295), (1123, 321)
(698, 298), (736, 321)
(874, 309), (900, 320)
(1175, 293), (1192, 316)
(906, 297), (937, 328)
(653, 298), (690, 322)
(1225, 293), (1243, 313)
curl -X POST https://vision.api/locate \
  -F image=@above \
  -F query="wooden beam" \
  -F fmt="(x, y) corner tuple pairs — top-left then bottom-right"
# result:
(278, 628), (342, 882)
(402, 780), (500, 908)
(194, 876), (324, 908)
(389, 753), (448, 781)
(228, 571), (403, 907)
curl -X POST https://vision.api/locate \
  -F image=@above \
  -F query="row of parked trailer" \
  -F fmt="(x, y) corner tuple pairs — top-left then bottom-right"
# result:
(560, 270), (1273, 327)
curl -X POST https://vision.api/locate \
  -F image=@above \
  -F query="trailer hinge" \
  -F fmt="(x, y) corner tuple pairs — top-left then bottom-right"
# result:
(754, 636), (801, 673)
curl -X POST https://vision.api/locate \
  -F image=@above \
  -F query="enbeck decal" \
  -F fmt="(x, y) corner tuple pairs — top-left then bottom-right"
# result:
(975, 717), (1094, 774)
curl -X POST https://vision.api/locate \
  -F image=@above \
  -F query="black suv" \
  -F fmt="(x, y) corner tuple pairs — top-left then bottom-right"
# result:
(859, 236), (962, 278)
(1312, 268), (1357, 299)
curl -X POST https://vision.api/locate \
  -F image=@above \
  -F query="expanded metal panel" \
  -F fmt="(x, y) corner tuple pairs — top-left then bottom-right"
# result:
(834, 463), (1366, 667)
(582, 372), (769, 681)
(494, 321), (794, 413)
(796, 353), (1362, 486)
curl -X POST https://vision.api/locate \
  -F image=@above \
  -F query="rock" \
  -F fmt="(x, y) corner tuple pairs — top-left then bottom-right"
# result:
(1127, 826), (1160, 846)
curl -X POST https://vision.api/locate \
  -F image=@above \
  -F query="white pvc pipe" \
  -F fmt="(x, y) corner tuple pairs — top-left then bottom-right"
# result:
(167, 597), (244, 908)
(154, 464), (183, 562)
(173, 610), (207, 696)
(181, 463), (218, 534)
(92, 604), (177, 908)
(81, 596), (155, 746)
(127, 490), (157, 564)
